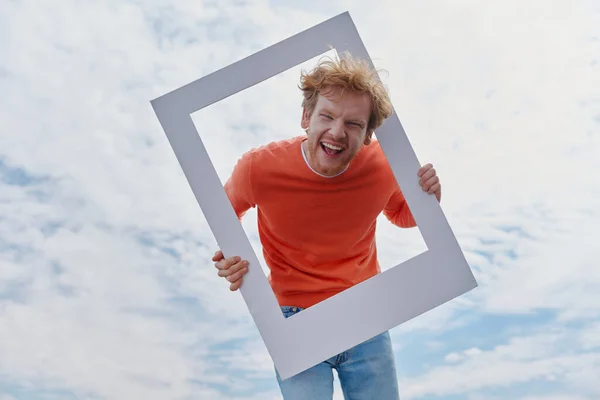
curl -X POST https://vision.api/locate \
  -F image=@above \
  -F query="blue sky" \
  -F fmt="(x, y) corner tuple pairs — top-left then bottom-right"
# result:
(1, 0), (599, 399)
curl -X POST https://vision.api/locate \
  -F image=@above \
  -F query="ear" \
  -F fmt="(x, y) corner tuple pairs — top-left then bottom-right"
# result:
(301, 107), (311, 130)
(363, 130), (374, 145)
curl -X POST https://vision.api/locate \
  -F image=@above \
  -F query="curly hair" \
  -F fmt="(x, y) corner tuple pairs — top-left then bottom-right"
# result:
(299, 52), (393, 132)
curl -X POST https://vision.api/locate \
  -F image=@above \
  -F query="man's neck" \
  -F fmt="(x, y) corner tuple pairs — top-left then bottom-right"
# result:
(301, 139), (349, 178)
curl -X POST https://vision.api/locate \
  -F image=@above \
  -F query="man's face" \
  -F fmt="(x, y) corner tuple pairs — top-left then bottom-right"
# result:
(301, 87), (372, 177)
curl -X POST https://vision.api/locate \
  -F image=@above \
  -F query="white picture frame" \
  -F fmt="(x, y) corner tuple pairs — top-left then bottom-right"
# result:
(150, 11), (477, 380)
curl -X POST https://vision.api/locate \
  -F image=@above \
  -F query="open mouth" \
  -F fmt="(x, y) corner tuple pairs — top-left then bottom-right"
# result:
(320, 142), (344, 157)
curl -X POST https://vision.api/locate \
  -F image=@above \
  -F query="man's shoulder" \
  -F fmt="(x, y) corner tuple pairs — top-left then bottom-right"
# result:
(354, 139), (397, 182)
(357, 139), (387, 164)
(244, 136), (303, 163)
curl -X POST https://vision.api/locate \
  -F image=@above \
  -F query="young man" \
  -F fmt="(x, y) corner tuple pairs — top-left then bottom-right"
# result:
(212, 54), (441, 399)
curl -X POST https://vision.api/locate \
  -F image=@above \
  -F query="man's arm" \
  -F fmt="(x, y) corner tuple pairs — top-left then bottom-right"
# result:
(224, 151), (256, 219)
(383, 163), (442, 228)
(383, 186), (417, 228)
(214, 150), (257, 291)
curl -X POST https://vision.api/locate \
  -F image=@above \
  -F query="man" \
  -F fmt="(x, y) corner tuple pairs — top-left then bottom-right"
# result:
(212, 54), (441, 399)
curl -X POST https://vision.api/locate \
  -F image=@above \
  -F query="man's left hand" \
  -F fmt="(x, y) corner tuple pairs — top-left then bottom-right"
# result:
(418, 163), (441, 202)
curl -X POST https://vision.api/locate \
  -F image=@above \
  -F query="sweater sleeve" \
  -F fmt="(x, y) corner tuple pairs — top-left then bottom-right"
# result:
(382, 183), (417, 228)
(224, 151), (256, 220)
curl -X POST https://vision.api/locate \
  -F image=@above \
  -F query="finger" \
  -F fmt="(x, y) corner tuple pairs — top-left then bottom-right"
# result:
(215, 256), (241, 270)
(423, 175), (440, 192)
(217, 260), (247, 277)
(230, 278), (244, 291)
(228, 267), (249, 291)
(420, 173), (438, 191)
(420, 167), (436, 183)
(217, 260), (240, 275)
(226, 266), (249, 283)
(418, 163), (432, 177)
(428, 182), (441, 195)
(211, 250), (223, 262)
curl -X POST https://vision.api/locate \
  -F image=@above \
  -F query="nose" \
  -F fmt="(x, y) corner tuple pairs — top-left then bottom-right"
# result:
(329, 120), (345, 140)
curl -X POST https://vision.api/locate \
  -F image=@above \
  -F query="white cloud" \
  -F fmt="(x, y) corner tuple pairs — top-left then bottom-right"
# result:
(464, 347), (483, 357)
(0, 219), (252, 399)
(444, 352), (464, 363)
(0, 0), (599, 399)
(579, 322), (600, 350)
(400, 321), (600, 398)
(473, 207), (600, 319)
(469, 395), (590, 400)
(519, 397), (590, 400)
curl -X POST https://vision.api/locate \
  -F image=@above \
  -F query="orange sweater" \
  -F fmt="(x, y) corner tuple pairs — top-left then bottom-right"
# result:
(224, 136), (416, 308)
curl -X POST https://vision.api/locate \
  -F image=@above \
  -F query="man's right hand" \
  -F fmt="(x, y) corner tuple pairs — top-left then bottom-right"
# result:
(212, 250), (249, 291)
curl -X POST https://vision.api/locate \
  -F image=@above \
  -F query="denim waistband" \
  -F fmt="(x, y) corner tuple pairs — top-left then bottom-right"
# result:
(280, 305), (304, 318)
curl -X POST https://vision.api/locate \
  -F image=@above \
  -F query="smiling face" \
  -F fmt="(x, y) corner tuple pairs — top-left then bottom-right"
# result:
(301, 86), (373, 177)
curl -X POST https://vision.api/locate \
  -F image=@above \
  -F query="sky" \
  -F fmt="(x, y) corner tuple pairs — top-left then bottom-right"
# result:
(0, 0), (599, 399)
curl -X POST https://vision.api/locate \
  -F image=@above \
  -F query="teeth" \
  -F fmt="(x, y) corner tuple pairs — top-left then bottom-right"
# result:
(322, 142), (343, 151)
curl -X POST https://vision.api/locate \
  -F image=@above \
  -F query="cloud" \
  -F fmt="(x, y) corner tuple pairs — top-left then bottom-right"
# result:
(470, 395), (590, 400)
(400, 324), (600, 398)
(519, 397), (590, 400)
(0, 0), (599, 399)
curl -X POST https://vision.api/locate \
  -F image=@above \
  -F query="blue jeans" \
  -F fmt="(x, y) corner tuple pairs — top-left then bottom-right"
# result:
(276, 306), (400, 400)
